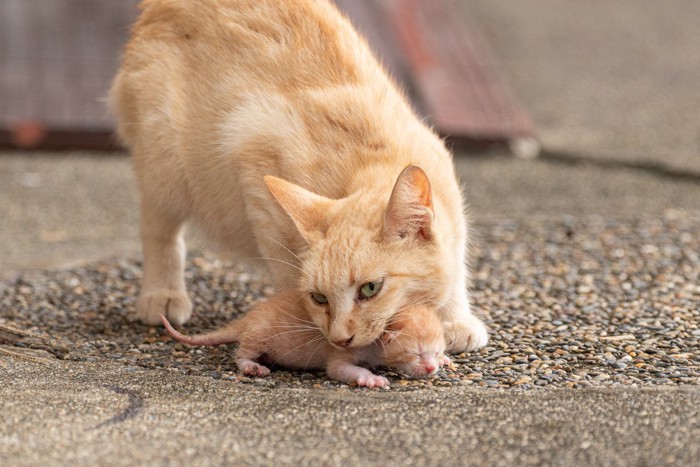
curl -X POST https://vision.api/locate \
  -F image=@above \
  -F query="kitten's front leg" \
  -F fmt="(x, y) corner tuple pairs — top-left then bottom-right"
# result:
(439, 354), (451, 367)
(326, 356), (389, 388)
(236, 346), (271, 377)
(136, 201), (192, 325)
(439, 288), (488, 354)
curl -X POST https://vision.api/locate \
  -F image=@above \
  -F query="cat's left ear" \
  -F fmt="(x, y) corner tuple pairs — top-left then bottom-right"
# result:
(382, 165), (434, 242)
(264, 175), (332, 243)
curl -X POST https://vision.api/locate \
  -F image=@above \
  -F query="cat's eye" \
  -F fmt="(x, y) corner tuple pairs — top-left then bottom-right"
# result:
(358, 280), (383, 300)
(311, 292), (328, 305)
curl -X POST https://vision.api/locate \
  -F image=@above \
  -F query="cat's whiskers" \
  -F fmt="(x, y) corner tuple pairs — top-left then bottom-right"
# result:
(396, 330), (419, 342)
(249, 256), (314, 280)
(394, 296), (440, 312)
(377, 333), (389, 358)
(263, 235), (304, 265)
(256, 327), (319, 345)
(292, 293), (310, 307)
(302, 335), (330, 369)
(267, 300), (317, 326)
(391, 332), (407, 355)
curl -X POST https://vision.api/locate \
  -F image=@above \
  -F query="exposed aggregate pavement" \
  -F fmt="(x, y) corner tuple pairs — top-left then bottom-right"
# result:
(1, 211), (698, 391)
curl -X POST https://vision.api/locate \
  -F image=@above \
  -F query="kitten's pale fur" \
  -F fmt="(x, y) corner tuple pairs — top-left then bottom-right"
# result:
(161, 290), (450, 388)
(110, 0), (487, 352)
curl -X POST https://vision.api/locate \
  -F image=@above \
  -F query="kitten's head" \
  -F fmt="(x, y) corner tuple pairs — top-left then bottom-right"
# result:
(265, 165), (449, 348)
(380, 305), (446, 378)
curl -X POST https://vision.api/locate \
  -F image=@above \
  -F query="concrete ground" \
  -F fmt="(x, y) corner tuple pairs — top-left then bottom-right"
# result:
(2, 360), (698, 466)
(466, 0), (700, 174)
(2, 1), (699, 466)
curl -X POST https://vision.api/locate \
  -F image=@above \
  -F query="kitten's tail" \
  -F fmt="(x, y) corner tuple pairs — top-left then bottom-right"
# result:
(160, 314), (240, 346)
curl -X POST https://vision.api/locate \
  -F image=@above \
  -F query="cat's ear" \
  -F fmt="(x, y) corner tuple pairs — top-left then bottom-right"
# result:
(382, 165), (434, 241)
(264, 175), (332, 243)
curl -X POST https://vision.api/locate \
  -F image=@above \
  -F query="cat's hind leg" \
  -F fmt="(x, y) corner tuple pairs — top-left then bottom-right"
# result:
(136, 199), (192, 325)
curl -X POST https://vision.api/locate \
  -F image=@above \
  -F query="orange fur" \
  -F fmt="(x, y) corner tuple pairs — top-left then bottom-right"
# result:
(111, 0), (487, 352)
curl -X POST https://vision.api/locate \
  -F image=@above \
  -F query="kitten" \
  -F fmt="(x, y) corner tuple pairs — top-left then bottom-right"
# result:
(161, 290), (450, 388)
(110, 0), (487, 353)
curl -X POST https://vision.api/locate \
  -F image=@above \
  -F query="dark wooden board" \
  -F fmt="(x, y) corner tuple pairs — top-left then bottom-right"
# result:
(383, 0), (535, 142)
(0, 0), (139, 149)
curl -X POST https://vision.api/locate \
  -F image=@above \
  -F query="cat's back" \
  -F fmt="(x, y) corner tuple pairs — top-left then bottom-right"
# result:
(123, 0), (370, 88)
(112, 0), (386, 152)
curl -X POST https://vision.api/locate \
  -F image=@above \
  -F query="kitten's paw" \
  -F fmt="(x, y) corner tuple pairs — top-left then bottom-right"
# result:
(240, 362), (271, 378)
(444, 314), (488, 354)
(439, 354), (451, 367)
(137, 289), (192, 326)
(356, 374), (389, 389)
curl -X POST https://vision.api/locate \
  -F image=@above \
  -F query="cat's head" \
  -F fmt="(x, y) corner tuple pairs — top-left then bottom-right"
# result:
(380, 304), (446, 378)
(265, 165), (449, 348)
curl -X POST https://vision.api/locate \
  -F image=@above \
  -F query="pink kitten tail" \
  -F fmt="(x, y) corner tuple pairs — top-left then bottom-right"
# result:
(160, 314), (237, 346)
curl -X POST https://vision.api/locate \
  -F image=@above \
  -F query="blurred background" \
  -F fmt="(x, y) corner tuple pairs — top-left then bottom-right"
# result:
(1, 0), (699, 272)
(0, 0), (536, 149)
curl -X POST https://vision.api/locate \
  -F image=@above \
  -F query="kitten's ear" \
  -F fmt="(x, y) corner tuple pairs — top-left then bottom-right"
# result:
(382, 165), (434, 241)
(381, 330), (400, 344)
(264, 175), (332, 243)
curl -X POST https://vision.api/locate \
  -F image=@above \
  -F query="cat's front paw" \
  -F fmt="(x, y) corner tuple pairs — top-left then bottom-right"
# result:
(357, 374), (389, 389)
(444, 314), (488, 354)
(136, 289), (192, 326)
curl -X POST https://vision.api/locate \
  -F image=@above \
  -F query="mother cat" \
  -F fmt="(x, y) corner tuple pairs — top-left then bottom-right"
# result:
(110, 0), (487, 353)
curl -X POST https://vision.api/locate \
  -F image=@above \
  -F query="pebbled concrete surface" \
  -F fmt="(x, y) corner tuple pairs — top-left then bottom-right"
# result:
(3, 150), (700, 272)
(2, 359), (699, 467)
(0, 153), (138, 272)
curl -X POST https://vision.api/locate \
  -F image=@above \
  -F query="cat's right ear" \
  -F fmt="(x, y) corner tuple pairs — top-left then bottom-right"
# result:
(264, 176), (332, 244)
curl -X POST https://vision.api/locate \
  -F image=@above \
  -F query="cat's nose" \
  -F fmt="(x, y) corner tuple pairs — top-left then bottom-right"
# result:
(424, 363), (437, 374)
(332, 335), (354, 348)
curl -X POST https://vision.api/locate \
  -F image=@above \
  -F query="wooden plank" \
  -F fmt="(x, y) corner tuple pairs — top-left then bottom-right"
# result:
(383, 0), (536, 144)
(0, 0), (536, 152)
(0, 0), (139, 149)
(335, 2), (403, 81)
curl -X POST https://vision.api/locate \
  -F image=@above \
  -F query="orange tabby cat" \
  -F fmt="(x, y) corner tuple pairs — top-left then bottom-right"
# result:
(110, 0), (487, 352)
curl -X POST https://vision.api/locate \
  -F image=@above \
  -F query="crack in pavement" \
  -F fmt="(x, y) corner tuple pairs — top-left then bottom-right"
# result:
(92, 386), (145, 430)
(539, 149), (700, 184)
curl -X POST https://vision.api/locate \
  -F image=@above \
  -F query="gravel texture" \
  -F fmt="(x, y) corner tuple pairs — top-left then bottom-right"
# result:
(1, 211), (698, 390)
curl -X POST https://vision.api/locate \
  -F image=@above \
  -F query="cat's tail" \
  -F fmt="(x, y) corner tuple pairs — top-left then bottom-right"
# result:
(160, 314), (240, 346)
